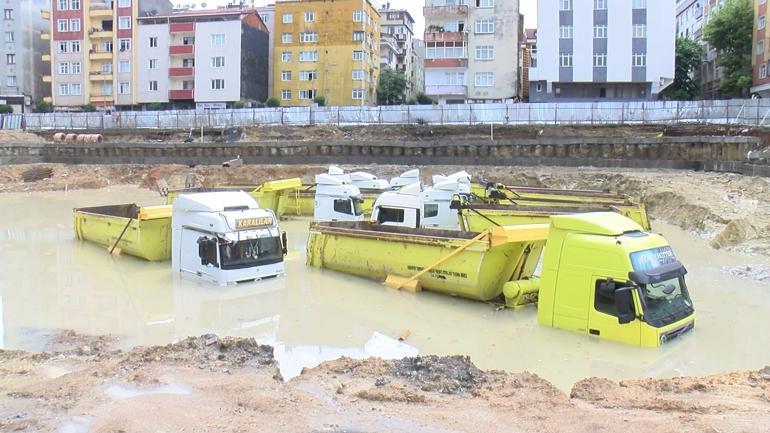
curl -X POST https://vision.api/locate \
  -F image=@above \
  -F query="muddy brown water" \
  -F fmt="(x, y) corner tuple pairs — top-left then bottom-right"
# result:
(0, 186), (768, 390)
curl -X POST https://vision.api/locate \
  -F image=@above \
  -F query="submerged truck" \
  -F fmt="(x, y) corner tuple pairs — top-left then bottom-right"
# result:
(74, 191), (288, 285)
(307, 212), (695, 347)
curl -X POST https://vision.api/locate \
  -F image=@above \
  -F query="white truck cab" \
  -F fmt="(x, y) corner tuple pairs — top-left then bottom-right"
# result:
(389, 169), (420, 189)
(171, 191), (287, 286)
(326, 165), (389, 191)
(313, 173), (365, 222)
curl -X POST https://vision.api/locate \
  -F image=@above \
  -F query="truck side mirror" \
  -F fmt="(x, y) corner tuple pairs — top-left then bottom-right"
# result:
(281, 232), (288, 256)
(615, 287), (635, 325)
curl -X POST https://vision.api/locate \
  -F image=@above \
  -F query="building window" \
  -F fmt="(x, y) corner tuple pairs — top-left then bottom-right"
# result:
(4, 32), (13, 43)
(594, 0), (606, 9)
(299, 51), (317, 62)
(593, 53), (607, 67)
(71, 83), (81, 95)
(475, 45), (494, 60)
(282, 13), (293, 24)
(633, 24), (646, 38)
(760, 64), (767, 79)
(281, 89), (291, 100)
(281, 70), (292, 81)
(211, 79), (225, 90)
(352, 69), (364, 80)
(58, 0), (68, 10)
(59, 62), (69, 74)
(559, 25), (572, 39)
(70, 0), (80, 9)
(352, 88), (365, 100)
(58, 84), (69, 96)
(593, 25), (607, 38)
(299, 89), (316, 99)
(58, 41), (68, 53)
(352, 50), (364, 61)
(118, 0), (131, 7)
(758, 40), (765, 55)
(118, 17), (130, 29)
(282, 33), (292, 44)
(353, 31), (365, 41)
(149, 37), (158, 48)
(304, 11), (314, 22)
(118, 60), (130, 73)
(761, 15), (767, 30)
(148, 59), (158, 69)
(70, 19), (81, 32)
(632, 53), (646, 67)
(475, 72), (494, 87)
(57, 19), (68, 32)
(260, 14), (269, 23)
(119, 39), (131, 52)
(443, 71), (465, 85)
(299, 70), (317, 81)
(560, 0), (572, 11)
(71, 62), (81, 74)
(211, 56), (225, 68)
(149, 80), (158, 91)
(281, 51), (292, 62)
(475, 19), (494, 34)
(632, 0), (646, 9)
(211, 34), (225, 46)
(6, 76), (16, 87)
(476, 0), (493, 7)
(559, 53), (573, 67)
(353, 10), (364, 22)
(182, 58), (194, 67)
(118, 81), (130, 94)
(300, 32), (318, 43)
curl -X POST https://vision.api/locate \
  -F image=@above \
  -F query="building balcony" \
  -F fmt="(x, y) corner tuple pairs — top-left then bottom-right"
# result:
(89, 29), (114, 38)
(425, 58), (467, 68)
(89, 71), (113, 80)
(90, 95), (115, 103)
(170, 22), (194, 33)
(169, 89), (194, 99)
(425, 31), (466, 43)
(89, 8), (113, 18)
(40, 32), (50, 40)
(423, 5), (468, 18)
(89, 51), (113, 60)
(41, 54), (51, 62)
(169, 67), (194, 77)
(426, 85), (467, 96)
(170, 44), (194, 56)
(43, 96), (53, 103)
(41, 10), (50, 20)
(43, 75), (52, 83)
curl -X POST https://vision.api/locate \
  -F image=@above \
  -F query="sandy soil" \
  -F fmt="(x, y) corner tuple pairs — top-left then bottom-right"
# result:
(2, 163), (769, 255)
(0, 332), (767, 433)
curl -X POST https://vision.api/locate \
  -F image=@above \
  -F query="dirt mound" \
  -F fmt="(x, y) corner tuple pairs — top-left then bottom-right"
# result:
(393, 355), (486, 394)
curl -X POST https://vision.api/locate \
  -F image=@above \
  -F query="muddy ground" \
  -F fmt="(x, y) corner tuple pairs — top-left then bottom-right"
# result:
(0, 332), (766, 433)
(2, 163), (769, 255)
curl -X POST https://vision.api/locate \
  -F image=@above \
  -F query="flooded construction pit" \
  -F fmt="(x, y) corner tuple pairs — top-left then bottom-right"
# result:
(0, 186), (769, 391)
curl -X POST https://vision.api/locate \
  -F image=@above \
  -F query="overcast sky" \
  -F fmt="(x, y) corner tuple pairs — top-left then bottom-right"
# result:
(205, 0), (538, 35)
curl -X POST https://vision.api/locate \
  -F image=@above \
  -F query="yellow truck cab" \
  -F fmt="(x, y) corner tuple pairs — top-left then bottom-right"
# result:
(537, 213), (696, 347)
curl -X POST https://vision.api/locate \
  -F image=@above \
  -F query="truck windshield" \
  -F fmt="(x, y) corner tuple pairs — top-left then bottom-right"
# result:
(353, 198), (363, 216)
(639, 276), (694, 327)
(219, 236), (283, 270)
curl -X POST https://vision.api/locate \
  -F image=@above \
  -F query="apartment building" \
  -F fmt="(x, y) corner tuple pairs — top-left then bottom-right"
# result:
(379, 4), (421, 99)
(256, 4), (275, 98)
(412, 38), (425, 96)
(423, 0), (521, 105)
(1, 0), (50, 112)
(521, 28), (536, 100)
(701, 0), (727, 99)
(273, 0), (380, 106)
(752, 0), (770, 97)
(43, 0), (174, 110)
(676, 0), (704, 40)
(136, 8), (269, 108)
(529, 0), (675, 101)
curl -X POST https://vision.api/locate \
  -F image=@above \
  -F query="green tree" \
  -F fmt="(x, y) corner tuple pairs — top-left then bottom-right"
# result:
(313, 95), (326, 106)
(35, 101), (53, 113)
(415, 92), (435, 105)
(659, 38), (704, 100)
(232, 100), (246, 109)
(266, 97), (280, 108)
(0, 104), (13, 114)
(82, 104), (96, 112)
(703, 0), (753, 97)
(377, 67), (407, 105)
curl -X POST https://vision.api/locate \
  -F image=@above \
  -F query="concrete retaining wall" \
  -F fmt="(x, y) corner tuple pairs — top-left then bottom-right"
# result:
(1, 136), (768, 177)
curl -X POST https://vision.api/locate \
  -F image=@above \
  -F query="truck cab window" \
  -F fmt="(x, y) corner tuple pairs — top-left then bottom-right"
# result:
(197, 237), (219, 267)
(594, 279), (634, 317)
(333, 199), (353, 215)
(377, 207), (405, 223)
(424, 204), (439, 218)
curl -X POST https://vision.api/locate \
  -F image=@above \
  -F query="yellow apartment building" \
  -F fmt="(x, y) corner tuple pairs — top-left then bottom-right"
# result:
(273, 0), (380, 106)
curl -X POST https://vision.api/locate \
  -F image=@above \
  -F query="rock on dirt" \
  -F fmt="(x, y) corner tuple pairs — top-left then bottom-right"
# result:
(721, 265), (770, 282)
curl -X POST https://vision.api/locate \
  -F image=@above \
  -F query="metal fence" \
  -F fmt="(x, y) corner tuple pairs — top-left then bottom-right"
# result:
(19, 99), (770, 131)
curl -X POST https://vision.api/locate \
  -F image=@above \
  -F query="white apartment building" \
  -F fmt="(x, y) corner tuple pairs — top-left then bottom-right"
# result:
(676, 0), (704, 40)
(136, 8), (269, 108)
(1, 0), (50, 111)
(529, 0), (675, 101)
(379, 4), (420, 99)
(256, 4), (274, 98)
(423, 0), (521, 104)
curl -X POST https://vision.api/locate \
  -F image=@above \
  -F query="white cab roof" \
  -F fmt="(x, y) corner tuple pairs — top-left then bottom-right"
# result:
(175, 191), (259, 213)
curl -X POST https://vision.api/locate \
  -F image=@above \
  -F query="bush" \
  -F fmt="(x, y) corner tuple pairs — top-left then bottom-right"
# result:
(405, 97), (417, 105)
(313, 95), (326, 107)
(0, 104), (13, 114)
(35, 101), (53, 113)
(82, 104), (97, 112)
(415, 93), (434, 105)
(232, 100), (246, 109)
(266, 97), (280, 108)
(146, 102), (165, 111)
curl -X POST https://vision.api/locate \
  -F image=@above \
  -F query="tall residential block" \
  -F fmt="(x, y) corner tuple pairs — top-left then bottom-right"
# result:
(423, 0), (521, 104)
(273, 0), (380, 106)
(521, 28), (536, 100)
(43, 0), (174, 110)
(752, 0), (770, 97)
(379, 4), (421, 99)
(530, 0), (675, 101)
(2, 0), (50, 112)
(257, 4), (275, 98)
(136, 8), (269, 108)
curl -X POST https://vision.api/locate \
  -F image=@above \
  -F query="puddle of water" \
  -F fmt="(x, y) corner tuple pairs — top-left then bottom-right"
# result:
(104, 383), (192, 399)
(0, 187), (769, 390)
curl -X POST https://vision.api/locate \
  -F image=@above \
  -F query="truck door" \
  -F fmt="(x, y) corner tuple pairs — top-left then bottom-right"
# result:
(180, 229), (219, 280)
(587, 277), (641, 346)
